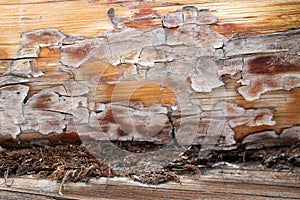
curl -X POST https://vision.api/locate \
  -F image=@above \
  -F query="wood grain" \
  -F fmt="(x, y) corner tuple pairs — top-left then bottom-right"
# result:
(0, 0), (299, 59)
(0, 169), (299, 199)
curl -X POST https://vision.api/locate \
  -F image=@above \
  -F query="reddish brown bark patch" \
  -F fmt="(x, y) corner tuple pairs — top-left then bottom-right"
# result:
(21, 29), (66, 47)
(124, 19), (162, 31)
(248, 55), (300, 75)
(32, 94), (52, 109)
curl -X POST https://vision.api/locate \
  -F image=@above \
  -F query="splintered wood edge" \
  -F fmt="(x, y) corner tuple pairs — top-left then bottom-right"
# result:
(0, 169), (299, 199)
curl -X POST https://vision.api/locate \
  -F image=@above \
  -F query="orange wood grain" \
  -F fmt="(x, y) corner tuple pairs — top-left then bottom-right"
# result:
(0, 0), (299, 59)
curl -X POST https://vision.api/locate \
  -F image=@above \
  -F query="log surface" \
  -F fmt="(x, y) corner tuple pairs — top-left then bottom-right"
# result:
(0, 1), (299, 148)
(0, 1), (300, 199)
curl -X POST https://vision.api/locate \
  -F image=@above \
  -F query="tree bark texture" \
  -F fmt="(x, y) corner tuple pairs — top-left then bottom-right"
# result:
(0, 1), (299, 149)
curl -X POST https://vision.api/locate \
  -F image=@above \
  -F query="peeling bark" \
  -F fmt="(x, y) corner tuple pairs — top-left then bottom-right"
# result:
(0, 75), (28, 87)
(223, 30), (300, 101)
(0, 7), (299, 149)
(21, 29), (66, 48)
(162, 7), (217, 28)
(215, 101), (276, 128)
(61, 38), (110, 68)
(0, 85), (29, 138)
(280, 126), (300, 139)
(242, 131), (277, 144)
(95, 104), (171, 142)
(190, 57), (224, 92)
(6, 59), (44, 78)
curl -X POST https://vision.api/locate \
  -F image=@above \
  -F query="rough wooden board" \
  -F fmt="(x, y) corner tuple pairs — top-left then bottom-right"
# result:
(0, 169), (299, 199)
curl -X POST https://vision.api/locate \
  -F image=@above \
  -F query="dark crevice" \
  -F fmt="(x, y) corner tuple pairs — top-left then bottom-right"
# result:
(167, 108), (179, 147)
(42, 109), (73, 116)
(0, 82), (29, 88)
(0, 57), (38, 61)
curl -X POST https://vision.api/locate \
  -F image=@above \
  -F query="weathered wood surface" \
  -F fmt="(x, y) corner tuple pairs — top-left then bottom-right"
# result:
(0, 1), (299, 149)
(0, 0), (300, 59)
(0, 169), (299, 199)
(0, 2), (299, 199)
